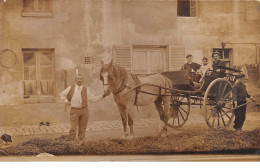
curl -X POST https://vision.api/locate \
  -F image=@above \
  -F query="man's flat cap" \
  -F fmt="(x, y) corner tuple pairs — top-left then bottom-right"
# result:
(212, 51), (221, 57)
(186, 54), (192, 58)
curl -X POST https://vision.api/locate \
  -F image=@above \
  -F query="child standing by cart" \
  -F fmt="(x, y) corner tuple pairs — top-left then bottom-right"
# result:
(232, 74), (255, 131)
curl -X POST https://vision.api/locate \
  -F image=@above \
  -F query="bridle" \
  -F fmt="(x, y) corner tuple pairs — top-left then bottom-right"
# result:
(100, 67), (130, 96)
(102, 73), (109, 87)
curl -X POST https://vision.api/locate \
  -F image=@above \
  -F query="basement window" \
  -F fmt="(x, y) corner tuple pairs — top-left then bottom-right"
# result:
(177, 0), (198, 17)
(22, 0), (53, 17)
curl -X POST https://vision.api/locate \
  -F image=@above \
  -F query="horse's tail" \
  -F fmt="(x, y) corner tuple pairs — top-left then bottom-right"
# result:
(136, 105), (140, 113)
(166, 77), (172, 89)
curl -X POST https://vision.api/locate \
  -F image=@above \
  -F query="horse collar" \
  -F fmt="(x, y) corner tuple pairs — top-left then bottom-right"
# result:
(113, 78), (129, 95)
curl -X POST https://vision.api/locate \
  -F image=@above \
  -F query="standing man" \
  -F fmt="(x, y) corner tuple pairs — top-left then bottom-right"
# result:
(232, 74), (254, 131)
(60, 74), (102, 140)
(212, 51), (226, 77)
(181, 54), (201, 85)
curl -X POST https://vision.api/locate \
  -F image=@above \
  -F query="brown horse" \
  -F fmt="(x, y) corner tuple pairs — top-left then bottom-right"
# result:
(100, 60), (172, 139)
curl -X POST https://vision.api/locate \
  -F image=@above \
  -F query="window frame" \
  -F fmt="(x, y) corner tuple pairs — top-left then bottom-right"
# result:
(22, 0), (53, 17)
(22, 48), (56, 103)
(177, 0), (199, 17)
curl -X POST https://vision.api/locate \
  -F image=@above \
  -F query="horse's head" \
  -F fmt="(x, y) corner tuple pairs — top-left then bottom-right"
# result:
(100, 59), (115, 97)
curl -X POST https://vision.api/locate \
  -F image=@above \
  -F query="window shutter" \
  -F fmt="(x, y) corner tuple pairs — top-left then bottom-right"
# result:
(190, 0), (200, 17)
(169, 46), (186, 71)
(190, 0), (196, 17)
(113, 46), (132, 73)
(196, 0), (200, 17)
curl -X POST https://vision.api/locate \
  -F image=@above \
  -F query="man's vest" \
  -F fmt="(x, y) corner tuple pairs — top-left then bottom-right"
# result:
(67, 85), (88, 108)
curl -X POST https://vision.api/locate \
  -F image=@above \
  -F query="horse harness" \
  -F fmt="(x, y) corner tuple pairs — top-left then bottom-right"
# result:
(113, 74), (141, 106)
(131, 74), (142, 106)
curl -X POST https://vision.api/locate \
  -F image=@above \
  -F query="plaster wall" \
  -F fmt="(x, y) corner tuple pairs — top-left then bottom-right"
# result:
(0, 0), (259, 125)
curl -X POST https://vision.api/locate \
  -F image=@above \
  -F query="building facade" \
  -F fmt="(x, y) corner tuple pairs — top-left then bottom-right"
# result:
(0, 0), (259, 126)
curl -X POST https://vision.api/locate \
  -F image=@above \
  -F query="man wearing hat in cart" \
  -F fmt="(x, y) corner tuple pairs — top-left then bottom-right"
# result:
(212, 51), (226, 77)
(232, 74), (255, 131)
(181, 54), (201, 86)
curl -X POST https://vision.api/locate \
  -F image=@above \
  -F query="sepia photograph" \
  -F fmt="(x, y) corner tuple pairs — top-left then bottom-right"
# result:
(0, 0), (259, 162)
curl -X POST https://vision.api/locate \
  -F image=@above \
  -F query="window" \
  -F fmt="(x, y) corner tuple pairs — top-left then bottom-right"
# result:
(114, 45), (186, 74)
(177, 0), (198, 17)
(22, 0), (52, 17)
(132, 46), (166, 74)
(23, 49), (55, 103)
(212, 48), (232, 67)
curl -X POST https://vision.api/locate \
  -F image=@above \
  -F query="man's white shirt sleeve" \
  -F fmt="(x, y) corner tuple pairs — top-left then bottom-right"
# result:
(60, 86), (71, 103)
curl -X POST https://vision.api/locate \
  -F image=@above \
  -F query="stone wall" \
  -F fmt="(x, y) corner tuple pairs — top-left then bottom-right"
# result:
(0, 0), (259, 126)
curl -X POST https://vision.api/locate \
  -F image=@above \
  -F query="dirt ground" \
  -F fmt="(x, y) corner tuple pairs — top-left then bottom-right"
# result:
(0, 123), (259, 156)
(0, 110), (260, 159)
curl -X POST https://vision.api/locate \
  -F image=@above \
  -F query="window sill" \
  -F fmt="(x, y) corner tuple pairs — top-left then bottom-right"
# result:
(176, 17), (201, 25)
(21, 11), (53, 18)
(24, 96), (55, 104)
(176, 16), (200, 20)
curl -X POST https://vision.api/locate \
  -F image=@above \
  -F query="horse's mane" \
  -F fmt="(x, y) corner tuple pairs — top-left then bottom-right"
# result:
(112, 64), (128, 82)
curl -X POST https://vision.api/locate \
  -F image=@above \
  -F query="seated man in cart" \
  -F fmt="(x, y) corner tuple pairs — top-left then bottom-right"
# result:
(181, 54), (201, 87)
(199, 52), (227, 92)
(211, 51), (226, 78)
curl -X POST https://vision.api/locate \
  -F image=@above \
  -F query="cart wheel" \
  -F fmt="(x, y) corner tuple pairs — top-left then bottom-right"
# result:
(166, 93), (190, 128)
(202, 78), (234, 129)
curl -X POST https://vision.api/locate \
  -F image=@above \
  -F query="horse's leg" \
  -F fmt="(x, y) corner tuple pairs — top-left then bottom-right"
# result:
(126, 105), (134, 139)
(154, 97), (167, 136)
(161, 96), (170, 134)
(154, 97), (164, 121)
(117, 104), (128, 138)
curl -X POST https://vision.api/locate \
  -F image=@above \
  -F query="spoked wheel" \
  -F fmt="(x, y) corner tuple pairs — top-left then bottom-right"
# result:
(166, 93), (191, 128)
(202, 78), (234, 129)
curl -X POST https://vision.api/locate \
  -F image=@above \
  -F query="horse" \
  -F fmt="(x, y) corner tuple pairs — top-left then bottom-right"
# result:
(100, 59), (172, 139)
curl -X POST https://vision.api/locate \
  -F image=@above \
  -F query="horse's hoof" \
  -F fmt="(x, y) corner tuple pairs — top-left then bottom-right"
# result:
(161, 132), (168, 137)
(121, 134), (128, 139)
(158, 128), (167, 138)
(128, 134), (134, 139)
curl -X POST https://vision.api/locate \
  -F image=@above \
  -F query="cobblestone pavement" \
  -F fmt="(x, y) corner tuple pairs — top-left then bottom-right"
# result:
(1, 111), (259, 136)
(0, 112), (206, 136)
